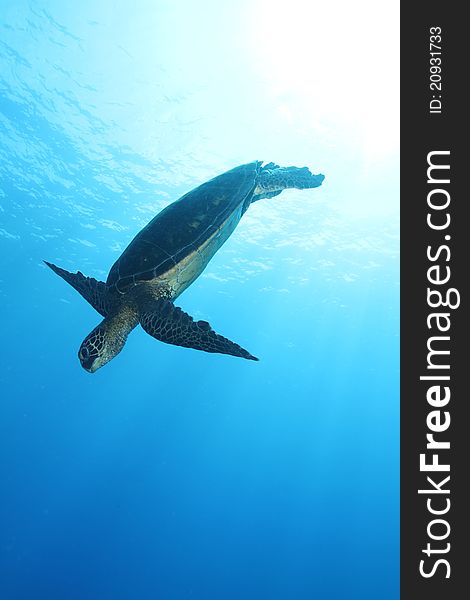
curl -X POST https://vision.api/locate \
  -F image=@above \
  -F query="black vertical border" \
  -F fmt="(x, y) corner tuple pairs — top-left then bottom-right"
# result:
(401, 3), (467, 599)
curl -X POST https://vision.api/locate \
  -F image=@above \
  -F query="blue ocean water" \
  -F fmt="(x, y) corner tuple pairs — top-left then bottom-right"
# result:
(0, 2), (399, 599)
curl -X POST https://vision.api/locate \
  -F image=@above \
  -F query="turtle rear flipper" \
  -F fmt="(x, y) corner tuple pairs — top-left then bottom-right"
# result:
(139, 299), (258, 361)
(44, 261), (110, 317)
(253, 165), (325, 201)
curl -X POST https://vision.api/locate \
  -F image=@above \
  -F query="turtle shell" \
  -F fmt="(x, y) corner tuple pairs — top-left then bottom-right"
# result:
(106, 161), (262, 294)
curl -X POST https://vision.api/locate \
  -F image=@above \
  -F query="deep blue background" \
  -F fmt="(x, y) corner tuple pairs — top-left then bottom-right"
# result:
(1, 2), (399, 598)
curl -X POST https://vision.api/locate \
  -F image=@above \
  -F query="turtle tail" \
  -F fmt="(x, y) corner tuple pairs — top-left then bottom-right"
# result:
(253, 163), (325, 200)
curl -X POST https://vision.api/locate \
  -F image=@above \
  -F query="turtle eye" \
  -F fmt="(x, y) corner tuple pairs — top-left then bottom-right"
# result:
(80, 347), (90, 360)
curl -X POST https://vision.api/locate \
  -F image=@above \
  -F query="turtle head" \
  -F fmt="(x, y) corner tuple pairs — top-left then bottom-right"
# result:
(78, 321), (126, 373)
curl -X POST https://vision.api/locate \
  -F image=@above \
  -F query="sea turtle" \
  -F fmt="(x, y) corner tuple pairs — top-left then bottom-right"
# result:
(46, 161), (324, 372)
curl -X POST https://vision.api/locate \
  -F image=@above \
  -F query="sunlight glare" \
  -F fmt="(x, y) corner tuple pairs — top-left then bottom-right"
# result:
(248, 0), (399, 164)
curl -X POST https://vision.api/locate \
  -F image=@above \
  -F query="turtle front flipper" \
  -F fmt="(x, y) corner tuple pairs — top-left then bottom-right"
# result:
(44, 261), (110, 317)
(139, 299), (258, 361)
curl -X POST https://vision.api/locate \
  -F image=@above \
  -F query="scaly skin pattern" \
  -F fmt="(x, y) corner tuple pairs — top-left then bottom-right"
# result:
(139, 299), (258, 360)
